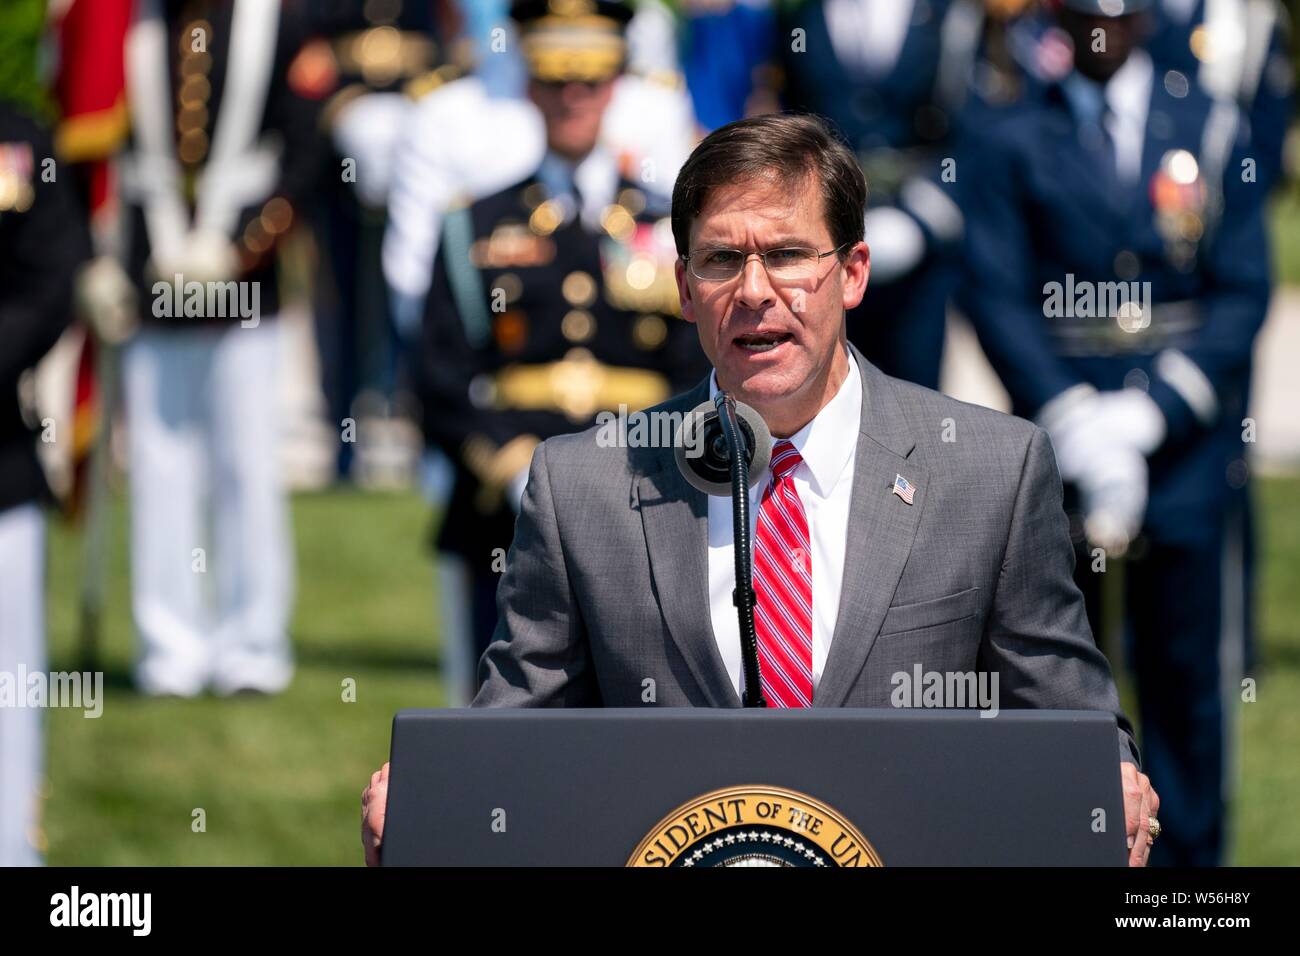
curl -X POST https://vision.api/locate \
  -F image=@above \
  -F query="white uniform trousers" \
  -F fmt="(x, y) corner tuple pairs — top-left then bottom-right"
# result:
(0, 503), (45, 866)
(124, 322), (294, 696)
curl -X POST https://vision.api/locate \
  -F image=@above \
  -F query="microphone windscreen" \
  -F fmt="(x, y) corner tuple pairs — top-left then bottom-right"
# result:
(674, 397), (772, 497)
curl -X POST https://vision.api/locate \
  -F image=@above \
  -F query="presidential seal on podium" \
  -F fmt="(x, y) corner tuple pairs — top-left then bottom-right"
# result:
(627, 785), (883, 867)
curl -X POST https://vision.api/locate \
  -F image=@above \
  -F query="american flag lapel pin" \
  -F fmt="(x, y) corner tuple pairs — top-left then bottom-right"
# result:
(892, 474), (915, 505)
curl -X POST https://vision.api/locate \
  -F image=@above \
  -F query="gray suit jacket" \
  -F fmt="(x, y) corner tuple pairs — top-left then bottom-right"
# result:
(473, 345), (1139, 765)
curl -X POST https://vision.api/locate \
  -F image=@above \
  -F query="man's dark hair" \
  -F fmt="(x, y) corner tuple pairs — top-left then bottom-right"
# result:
(670, 112), (866, 259)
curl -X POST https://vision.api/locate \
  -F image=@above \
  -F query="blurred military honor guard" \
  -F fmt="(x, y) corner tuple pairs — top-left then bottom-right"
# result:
(774, 0), (976, 389)
(681, 0), (977, 390)
(681, 0), (1043, 390)
(960, 0), (1287, 865)
(382, 0), (696, 338)
(298, 0), (462, 480)
(113, 0), (317, 696)
(1146, 0), (1294, 676)
(418, 0), (709, 704)
(1147, 0), (1294, 192)
(0, 98), (92, 865)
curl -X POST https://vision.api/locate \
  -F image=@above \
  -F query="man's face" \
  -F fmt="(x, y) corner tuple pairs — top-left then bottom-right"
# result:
(674, 174), (870, 435)
(527, 77), (616, 160)
(1060, 11), (1148, 83)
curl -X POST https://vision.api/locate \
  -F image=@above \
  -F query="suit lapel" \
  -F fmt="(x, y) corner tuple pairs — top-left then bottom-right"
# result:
(814, 349), (927, 707)
(636, 383), (742, 708)
(635, 352), (926, 709)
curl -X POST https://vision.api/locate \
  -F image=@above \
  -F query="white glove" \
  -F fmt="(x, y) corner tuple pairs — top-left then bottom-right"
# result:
(862, 206), (925, 283)
(148, 229), (239, 285)
(1090, 388), (1166, 456)
(181, 229), (240, 284)
(1037, 384), (1105, 485)
(75, 255), (139, 344)
(1076, 445), (1149, 555)
(1039, 384), (1151, 554)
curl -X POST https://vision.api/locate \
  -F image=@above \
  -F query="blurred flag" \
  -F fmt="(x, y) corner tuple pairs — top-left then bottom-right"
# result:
(52, 0), (130, 210)
(50, 0), (132, 519)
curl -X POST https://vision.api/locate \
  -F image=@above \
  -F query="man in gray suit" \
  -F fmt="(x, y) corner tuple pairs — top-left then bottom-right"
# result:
(364, 113), (1160, 866)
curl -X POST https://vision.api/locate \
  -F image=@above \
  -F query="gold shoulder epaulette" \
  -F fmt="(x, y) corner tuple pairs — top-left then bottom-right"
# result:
(404, 63), (463, 101)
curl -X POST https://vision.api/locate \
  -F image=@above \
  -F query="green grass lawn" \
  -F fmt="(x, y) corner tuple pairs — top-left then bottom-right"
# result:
(43, 489), (444, 866)
(1269, 191), (1300, 286)
(1234, 477), (1300, 865)
(38, 480), (1300, 865)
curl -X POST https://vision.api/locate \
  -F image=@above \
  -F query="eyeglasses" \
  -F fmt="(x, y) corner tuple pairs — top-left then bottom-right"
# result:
(682, 242), (852, 282)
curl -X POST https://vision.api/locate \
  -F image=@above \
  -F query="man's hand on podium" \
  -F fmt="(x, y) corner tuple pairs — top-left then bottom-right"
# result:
(1121, 762), (1161, 867)
(362, 762), (389, 867)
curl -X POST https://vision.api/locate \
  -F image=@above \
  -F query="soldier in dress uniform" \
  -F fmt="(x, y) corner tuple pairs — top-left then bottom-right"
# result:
(115, 0), (318, 696)
(682, 0), (1036, 390)
(296, 0), (463, 480)
(1147, 0), (1293, 192)
(382, 0), (697, 340)
(1145, 0), (1294, 675)
(959, 0), (1278, 865)
(0, 100), (93, 865)
(770, 0), (980, 390)
(418, 0), (709, 704)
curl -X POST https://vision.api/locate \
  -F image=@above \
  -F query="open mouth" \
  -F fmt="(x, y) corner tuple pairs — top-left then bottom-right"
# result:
(733, 331), (793, 353)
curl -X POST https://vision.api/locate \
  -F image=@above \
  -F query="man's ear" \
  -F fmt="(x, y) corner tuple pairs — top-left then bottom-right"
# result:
(675, 258), (697, 324)
(841, 241), (870, 311)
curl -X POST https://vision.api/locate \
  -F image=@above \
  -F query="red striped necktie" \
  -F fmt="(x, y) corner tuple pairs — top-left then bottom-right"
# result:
(753, 439), (813, 708)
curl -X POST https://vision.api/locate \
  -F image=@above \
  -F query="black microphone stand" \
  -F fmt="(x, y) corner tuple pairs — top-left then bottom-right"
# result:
(714, 391), (766, 707)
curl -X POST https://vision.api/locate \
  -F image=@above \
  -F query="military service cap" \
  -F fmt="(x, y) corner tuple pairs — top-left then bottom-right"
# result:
(510, 0), (634, 83)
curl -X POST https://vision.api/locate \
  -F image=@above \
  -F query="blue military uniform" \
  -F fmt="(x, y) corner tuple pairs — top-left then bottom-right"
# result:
(1146, 0), (1294, 675)
(1147, 0), (1294, 191)
(958, 26), (1275, 864)
(775, 0), (970, 389)
(678, 0), (778, 133)
(682, 0), (981, 388)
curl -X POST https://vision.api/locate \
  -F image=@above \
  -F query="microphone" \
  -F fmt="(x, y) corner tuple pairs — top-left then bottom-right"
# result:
(674, 392), (772, 708)
(673, 396), (772, 497)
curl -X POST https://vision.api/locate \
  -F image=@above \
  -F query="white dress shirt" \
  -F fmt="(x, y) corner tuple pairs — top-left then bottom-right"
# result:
(536, 143), (620, 231)
(1104, 49), (1153, 186)
(1062, 49), (1151, 187)
(707, 349), (863, 700)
